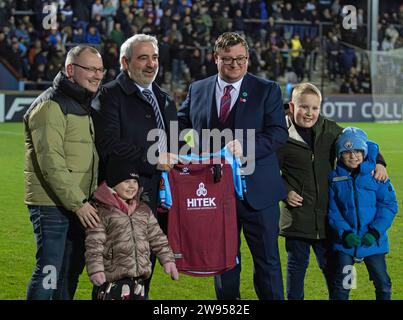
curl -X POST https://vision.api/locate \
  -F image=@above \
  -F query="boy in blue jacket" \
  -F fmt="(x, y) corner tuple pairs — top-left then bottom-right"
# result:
(328, 127), (398, 300)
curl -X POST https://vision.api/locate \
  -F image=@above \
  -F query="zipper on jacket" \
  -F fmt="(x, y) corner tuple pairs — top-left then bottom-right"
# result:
(353, 176), (361, 258)
(88, 115), (95, 199)
(311, 151), (320, 239)
(129, 216), (139, 275)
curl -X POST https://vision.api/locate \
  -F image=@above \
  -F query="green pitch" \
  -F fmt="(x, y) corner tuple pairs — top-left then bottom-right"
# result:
(0, 122), (401, 300)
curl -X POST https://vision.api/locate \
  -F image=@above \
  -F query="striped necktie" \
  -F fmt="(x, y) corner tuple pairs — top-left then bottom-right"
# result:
(142, 89), (167, 153)
(219, 85), (234, 124)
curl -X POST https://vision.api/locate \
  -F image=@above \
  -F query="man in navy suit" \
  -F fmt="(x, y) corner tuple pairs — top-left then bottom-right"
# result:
(178, 32), (288, 300)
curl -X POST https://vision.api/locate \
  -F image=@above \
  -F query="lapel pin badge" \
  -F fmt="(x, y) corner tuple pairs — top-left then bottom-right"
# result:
(240, 91), (248, 103)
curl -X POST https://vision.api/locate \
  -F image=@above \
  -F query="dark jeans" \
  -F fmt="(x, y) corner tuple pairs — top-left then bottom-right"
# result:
(27, 205), (85, 300)
(333, 252), (391, 300)
(285, 237), (336, 300)
(214, 201), (284, 300)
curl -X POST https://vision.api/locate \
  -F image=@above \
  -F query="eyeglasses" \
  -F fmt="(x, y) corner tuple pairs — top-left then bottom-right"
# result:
(72, 63), (106, 76)
(342, 150), (363, 157)
(220, 56), (248, 65)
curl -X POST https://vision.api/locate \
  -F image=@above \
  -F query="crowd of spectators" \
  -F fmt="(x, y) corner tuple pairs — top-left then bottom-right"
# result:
(0, 0), (402, 98)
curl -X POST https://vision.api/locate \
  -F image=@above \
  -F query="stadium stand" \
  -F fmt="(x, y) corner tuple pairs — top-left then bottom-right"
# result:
(0, 0), (402, 103)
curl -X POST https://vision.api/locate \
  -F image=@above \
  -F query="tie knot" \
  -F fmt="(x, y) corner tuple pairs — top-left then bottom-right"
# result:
(142, 89), (152, 98)
(224, 85), (233, 95)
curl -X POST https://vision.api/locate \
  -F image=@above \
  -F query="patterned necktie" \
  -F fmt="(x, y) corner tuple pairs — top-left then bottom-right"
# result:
(142, 89), (167, 153)
(219, 85), (234, 124)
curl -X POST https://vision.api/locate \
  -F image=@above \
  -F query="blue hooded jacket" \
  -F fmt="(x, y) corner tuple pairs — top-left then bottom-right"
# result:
(328, 141), (398, 258)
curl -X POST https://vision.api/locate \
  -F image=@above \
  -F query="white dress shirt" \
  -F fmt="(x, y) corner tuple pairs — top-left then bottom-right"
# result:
(215, 76), (244, 117)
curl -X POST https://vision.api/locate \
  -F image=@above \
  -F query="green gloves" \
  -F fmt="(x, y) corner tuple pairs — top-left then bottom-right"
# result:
(343, 232), (361, 248)
(362, 232), (377, 247)
(343, 229), (379, 248)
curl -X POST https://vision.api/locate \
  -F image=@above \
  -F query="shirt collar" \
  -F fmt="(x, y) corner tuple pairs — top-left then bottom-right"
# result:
(135, 82), (153, 93)
(217, 76), (243, 93)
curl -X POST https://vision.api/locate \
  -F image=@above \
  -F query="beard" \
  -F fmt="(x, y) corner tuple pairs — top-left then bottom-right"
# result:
(130, 66), (159, 86)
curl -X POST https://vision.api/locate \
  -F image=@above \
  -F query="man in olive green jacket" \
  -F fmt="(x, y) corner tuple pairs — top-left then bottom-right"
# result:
(276, 83), (388, 300)
(24, 45), (103, 300)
